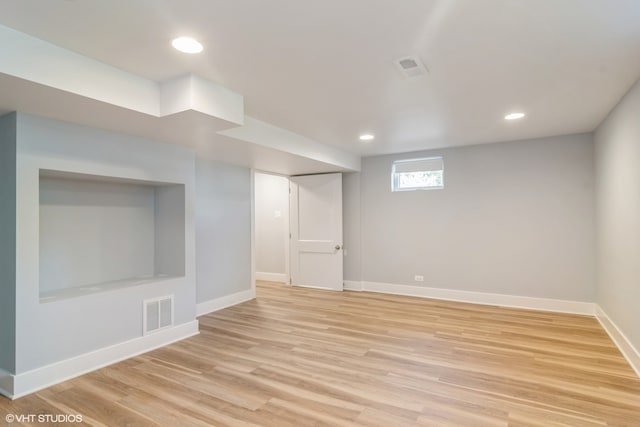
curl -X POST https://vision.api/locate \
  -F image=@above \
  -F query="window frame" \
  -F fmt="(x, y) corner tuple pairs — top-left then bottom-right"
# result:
(391, 156), (444, 192)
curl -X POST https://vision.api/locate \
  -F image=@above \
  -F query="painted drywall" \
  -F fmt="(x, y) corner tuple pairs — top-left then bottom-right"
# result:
(196, 157), (252, 302)
(595, 78), (640, 351)
(254, 173), (289, 279)
(0, 113), (16, 374)
(359, 134), (596, 301)
(343, 172), (362, 282)
(14, 113), (196, 373)
(39, 178), (156, 293)
(154, 184), (187, 277)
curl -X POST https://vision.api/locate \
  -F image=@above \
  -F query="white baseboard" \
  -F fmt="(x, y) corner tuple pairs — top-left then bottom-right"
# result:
(595, 305), (640, 377)
(343, 280), (363, 291)
(345, 281), (596, 315)
(293, 284), (343, 291)
(0, 368), (13, 399)
(255, 272), (288, 283)
(196, 288), (256, 317)
(7, 320), (199, 400)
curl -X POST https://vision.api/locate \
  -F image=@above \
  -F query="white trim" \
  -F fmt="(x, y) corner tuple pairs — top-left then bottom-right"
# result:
(284, 176), (291, 285)
(354, 281), (595, 315)
(0, 368), (14, 399)
(8, 320), (199, 400)
(343, 280), (363, 291)
(293, 284), (343, 292)
(196, 288), (256, 317)
(595, 305), (640, 377)
(250, 169), (256, 295)
(256, 272), (288, 283)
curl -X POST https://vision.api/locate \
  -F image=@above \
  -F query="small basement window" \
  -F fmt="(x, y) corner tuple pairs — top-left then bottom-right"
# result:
(392, 156), (444, 192)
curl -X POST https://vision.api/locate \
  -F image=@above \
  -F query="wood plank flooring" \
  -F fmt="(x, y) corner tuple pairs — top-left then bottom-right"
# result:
(2, 281), (639, 426)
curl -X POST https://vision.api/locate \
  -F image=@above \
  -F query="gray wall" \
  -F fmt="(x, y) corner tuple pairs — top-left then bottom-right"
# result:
(254, 172), (289, 276)
(0, 113), (16, 374)
(196, 157), (252, 302)
(343, 172), (361, 282)
(154, 184), (187, 277)
(359, 134), (596, 301)
(595, 78), (640, 351)
(14, 113), (197, 373)
(39, 178), (157, 292)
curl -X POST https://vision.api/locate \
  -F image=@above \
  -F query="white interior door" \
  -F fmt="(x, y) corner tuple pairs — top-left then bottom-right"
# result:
(290, 173), (343, 290)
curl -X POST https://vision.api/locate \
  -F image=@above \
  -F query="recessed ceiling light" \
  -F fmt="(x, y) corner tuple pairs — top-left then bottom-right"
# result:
(171, 37), (203, 54)
(505, 112), (526, 120)
(359, 134), (375, 141)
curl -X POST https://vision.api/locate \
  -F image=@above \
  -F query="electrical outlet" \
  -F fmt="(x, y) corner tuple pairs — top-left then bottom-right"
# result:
(414, 275), (424, 282)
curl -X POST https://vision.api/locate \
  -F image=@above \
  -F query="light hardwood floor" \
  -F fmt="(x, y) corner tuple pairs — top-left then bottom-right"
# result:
(2, 281), (639, 426)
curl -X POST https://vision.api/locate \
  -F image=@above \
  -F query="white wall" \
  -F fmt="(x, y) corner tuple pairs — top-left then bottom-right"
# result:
(595, 78), (640, 351)
(196, 158), (252, 302)
(14, 113), (197, 373)
(358, 134), (596, 301)
(0, 113), (16, 375)
(254, 172), (289, 282)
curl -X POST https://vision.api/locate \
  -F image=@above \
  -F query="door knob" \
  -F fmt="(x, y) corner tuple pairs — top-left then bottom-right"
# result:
(335, 245), (342, 250)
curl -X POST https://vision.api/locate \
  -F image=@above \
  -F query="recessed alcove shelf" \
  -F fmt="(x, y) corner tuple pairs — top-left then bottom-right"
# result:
(39, 169), (186, 303)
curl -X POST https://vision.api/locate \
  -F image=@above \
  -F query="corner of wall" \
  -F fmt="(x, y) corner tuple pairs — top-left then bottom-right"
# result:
(196, 288), (256, 317)
(595, 305), (640, 377)
(592, 77), (640, 367)
(0, 112), (17, 377)
(0, 368), (14, 399)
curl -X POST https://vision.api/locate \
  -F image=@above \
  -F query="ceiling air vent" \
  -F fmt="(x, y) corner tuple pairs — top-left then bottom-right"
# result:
(394, 55), (428, 78)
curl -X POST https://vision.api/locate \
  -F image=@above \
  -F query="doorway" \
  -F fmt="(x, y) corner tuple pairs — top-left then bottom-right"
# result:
(254, 171), (344, 290)
(254, 172), (290, 284)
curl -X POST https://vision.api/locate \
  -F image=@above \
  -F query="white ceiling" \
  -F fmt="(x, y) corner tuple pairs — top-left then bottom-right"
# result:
(1, 0), (640, 156)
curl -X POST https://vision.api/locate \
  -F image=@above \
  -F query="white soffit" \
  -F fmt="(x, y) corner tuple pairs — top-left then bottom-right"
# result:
(0, 24), (359, 174)
(218, 117), (360, 172)
(0, 25), (241, 127)
(0, 25), (160, 116)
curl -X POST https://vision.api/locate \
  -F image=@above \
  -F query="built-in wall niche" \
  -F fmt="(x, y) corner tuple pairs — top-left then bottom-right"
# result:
(39, 170), (186, 302)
